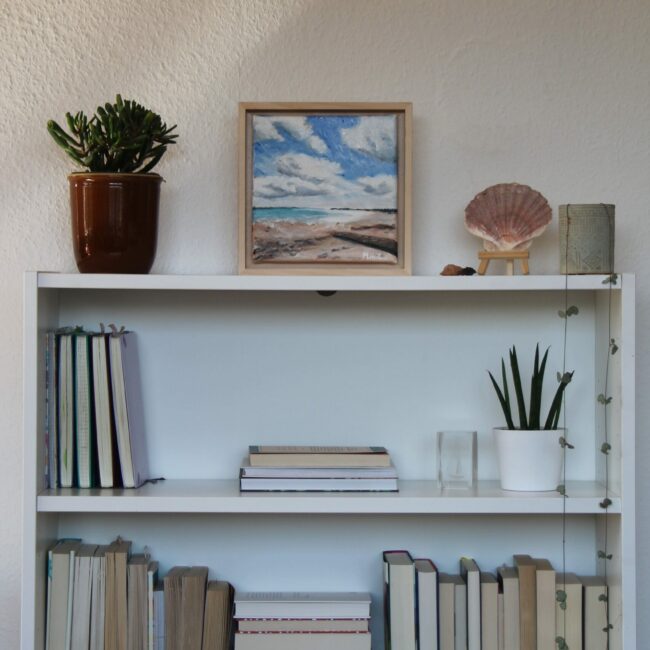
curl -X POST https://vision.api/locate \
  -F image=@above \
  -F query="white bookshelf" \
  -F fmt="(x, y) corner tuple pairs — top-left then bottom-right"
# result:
(22, 272), (636, 649)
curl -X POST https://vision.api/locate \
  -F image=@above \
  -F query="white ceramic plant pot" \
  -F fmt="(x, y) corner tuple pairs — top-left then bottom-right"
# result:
(493, 428), (565, 492)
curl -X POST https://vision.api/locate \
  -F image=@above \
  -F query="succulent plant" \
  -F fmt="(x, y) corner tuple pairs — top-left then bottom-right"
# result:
(488, 344), (573, 430)
(47, 95), (178, 173)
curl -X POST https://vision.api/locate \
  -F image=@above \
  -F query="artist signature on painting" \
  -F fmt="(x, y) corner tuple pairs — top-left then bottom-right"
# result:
(362, 250), (385, 261)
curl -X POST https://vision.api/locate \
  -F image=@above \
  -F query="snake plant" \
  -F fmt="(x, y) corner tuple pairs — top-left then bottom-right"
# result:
(488, 344), (573, 430)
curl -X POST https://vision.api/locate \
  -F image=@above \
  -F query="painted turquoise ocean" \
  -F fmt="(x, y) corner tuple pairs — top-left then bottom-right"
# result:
(252, 207), (395, 223)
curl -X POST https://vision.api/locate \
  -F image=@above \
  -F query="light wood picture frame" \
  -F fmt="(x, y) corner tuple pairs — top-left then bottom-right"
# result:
(239, 102), (412, 275)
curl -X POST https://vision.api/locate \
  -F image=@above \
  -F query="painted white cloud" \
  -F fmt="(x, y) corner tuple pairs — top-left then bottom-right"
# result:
(356, 174), (396, 196)
(252, 115), (328, 154)
(254, 152), (397, 208)
(254, 175), (325, 199)
(276, 153), (342, 182)
(340, 116), (397, 162)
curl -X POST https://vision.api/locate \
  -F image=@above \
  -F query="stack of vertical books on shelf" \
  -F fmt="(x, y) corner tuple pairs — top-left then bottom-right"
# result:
(44, 327), (150, 490)
(383, 550), (609, 650)
(45, 537), (234, 650)
(233, 591), (372, 650)
(239, 445), (398, 492)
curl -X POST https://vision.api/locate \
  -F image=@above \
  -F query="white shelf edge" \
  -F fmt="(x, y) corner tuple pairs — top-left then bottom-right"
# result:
(34, 272), (628, 292)
(36, 479), (620, 514)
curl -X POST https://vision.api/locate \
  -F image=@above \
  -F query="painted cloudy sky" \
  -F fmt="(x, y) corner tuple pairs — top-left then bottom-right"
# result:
(252, 114), (398, 210)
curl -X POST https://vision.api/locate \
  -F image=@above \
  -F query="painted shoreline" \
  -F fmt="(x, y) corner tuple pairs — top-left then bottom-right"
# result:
(252, 210), (398, 263)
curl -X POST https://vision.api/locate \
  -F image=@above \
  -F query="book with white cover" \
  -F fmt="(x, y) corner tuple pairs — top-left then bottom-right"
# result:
(234, 592), (371, 619)
(383, 551), (416, 650)
(240, 465), (397, 479)
(153, 584), (165, 650)
(71, 544), (97, 650)
(109, 332), (150, 488)
(460, 558), (481, 650)
(240, 476), (397, 491)
(234, 632), (371, 650)
(414, 558), (438, 650)
(237, 619), (368, 632)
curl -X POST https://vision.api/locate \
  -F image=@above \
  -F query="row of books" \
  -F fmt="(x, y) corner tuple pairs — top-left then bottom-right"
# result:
(46, 538), (233, 650)
(240, 445), (398, 492)
(233, 592), (371, 650)
(383, 550), (608, 650)
(44, 327), (149, 489)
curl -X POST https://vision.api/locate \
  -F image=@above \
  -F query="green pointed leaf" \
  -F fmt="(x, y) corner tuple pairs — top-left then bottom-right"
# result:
(509, 346), (528, 429)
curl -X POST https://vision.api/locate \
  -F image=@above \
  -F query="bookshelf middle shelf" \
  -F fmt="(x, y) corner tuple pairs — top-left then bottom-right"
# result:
(37, 479), (618, 514)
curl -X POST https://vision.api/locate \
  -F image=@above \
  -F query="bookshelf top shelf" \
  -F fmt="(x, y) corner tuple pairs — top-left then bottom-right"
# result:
(34, 272), (627, 292)
(36, 479), (618, 514)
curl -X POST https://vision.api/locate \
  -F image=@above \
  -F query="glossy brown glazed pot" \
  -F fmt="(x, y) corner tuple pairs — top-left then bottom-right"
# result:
(69, 173), (163, 273)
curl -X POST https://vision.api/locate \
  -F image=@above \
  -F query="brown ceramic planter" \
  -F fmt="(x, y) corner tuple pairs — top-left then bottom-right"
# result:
(69, 172), (163, 273)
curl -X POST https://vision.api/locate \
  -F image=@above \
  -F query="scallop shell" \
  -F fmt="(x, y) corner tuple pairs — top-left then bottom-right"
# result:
(464, 183), (552, 251)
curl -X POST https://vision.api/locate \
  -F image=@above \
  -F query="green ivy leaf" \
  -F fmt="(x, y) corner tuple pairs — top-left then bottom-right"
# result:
(601, 443), (611, 455)
(557, 484), (566, 496)
(597, 550), (613, 560)
(566, 305), (579, 316)
(555, 636), (568, 650)
(599, 593), (609, 602)
(600, 498), (612, 509)
(559, 437), (575, 450)
(597, 394), (613, 405)
(603, 623), (614, 631)
(602, 273), (618, 285)
(610, 338), (619, 355)
(558, 310), (566, 319)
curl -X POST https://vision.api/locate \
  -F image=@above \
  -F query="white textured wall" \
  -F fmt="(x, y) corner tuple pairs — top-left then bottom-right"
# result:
(1, 0), (649, 646)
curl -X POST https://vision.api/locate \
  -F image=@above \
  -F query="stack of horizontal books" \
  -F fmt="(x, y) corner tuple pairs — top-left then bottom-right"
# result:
(239, 445), (398, 492)
(233, 591), (372, 650)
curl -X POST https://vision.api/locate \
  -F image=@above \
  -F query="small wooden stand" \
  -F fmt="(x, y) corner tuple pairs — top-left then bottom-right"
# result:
(478, 250), (530, 276)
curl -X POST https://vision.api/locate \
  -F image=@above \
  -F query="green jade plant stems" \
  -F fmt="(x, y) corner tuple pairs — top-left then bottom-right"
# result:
(488, 344), (574, 431)
(47, 94), (178, 173)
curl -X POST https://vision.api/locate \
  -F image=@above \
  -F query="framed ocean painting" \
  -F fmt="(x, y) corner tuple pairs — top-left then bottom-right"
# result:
(239, 103), (412, 274)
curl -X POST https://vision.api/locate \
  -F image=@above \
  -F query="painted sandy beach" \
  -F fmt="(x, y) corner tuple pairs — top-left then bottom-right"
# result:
(250, 113), (399, 264)
(252, 208), (398, 263)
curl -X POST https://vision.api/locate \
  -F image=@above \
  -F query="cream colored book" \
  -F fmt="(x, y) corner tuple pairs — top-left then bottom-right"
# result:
(127, 555), (149, 650)
(248, 445), (390, 467)
(513, 555), (536, 650)
(555, 572), (582, 650)
(181, 566), (209, 650)
(164, 566), (190, 650)
(534, 559), (556, 650)
(202, 581), (233, 650)
(582, 576), (608, 650)
(480, 573), (498, 650)
(497, 566), (519, 650)
(105, 539), (131, 650)
(383, 551), (416, 650)
(234, 632), (371, 650)
(438, 574), (456, 650)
